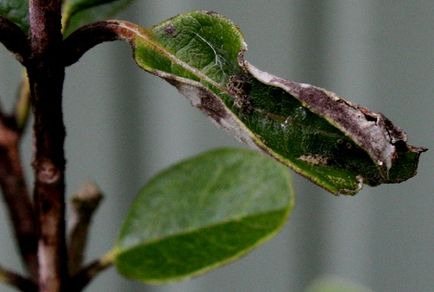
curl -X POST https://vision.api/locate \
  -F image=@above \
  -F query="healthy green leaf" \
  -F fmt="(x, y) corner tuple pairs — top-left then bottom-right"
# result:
(109, 11), (426, 195)
(62, 0), (134, 36)
(0, 0), (28, 32)
(115, 148), (294, 283)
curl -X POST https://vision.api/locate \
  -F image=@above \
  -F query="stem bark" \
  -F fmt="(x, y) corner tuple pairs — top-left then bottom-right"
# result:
(0, 118), (38, 278)
(28, 0), (68, 291)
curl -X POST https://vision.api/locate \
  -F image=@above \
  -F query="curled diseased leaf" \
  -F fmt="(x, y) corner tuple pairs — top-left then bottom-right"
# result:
(109, 11), (425, 195)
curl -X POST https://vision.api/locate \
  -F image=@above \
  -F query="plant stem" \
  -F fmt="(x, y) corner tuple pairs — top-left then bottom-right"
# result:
(68, 182), (103, 275)
(63, 20), (131, 66)
(0, 14), (38, 280)
(63, 21), (121, 65)
(0, 116), (38, 279)
(69, 250), (116, 292)
(0, 16), (30, 65)
(28, 0), (68, 291)
(0, 264), (37, 292)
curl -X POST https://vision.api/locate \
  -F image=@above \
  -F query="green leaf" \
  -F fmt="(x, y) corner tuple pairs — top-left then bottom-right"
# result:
(115, 148), (294, 283)
(110, 11), (426, 195)
(0, 0), (28, 32)
(62, 0), (134, 36)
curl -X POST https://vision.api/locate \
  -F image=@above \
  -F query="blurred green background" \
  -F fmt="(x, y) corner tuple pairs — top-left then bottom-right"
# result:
(0, 1), (432, 291)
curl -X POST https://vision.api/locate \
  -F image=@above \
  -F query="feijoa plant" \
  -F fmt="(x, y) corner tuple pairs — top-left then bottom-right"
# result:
(0, 1), (426, 291)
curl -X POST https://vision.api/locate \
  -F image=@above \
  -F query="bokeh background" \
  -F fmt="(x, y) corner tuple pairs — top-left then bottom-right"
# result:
(0, 1), (433, 291)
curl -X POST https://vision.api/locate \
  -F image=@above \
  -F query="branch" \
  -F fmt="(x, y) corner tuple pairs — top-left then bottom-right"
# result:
(0, 24), (35, 276)
(0, 16), (30, 65)
(69, 251), (115, 292)
(68, 182), (103, 275)
(0, 264), (37, 292)
(63, 20), (130, 66)
(28, 0), (68, 291)
(0, 116), (38, 278)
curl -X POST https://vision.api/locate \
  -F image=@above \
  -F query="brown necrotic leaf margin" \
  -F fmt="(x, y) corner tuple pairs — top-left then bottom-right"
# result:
(62, 14), (427, 196)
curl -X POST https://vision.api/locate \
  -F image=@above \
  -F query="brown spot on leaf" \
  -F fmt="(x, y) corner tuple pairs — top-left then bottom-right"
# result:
(270, 78), (396, 172)
(199, 91), (228, 121)
(237, 50), (247, 67)
(298, 154), (330, 166)
(227, 74), (253, 113)
(164, 24), (176, 36)
(165, 78), (229, 121)
(114, 21), (141, 41)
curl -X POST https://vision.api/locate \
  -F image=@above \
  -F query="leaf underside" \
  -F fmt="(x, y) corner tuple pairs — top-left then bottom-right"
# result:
(62, 0), (134, 36)
(0, 0), (28, 31)
(116, 148), (294, 283)
(111, 11), (425, 195)
(0, 0), (134, 34)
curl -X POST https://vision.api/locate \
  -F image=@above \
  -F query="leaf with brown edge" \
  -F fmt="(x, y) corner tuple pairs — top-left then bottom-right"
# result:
(107, 11), (426, 195)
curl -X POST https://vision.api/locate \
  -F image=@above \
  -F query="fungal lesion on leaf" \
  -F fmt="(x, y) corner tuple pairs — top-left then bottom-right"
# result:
(336, 138), (354, 151)
(124, 10), (427, 195)
(227, 74), (253, 113)
(298, 154), (330, 166)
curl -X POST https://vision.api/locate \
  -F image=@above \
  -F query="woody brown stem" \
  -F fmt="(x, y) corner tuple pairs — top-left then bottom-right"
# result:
(0, 16), (30, 65)
(28, 0), (68, 291)
(63, 20), (123, 66)
(0, 116), (38, 279)
(0, 13), (38, 281)
(69, 251), (115, 292)
(68, 182), (103, 275)
(0, 264), (37, 292)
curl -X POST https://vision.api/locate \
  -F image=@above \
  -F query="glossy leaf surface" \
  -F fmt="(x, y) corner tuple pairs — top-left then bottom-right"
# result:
(0, 0), (134, 34)
(109, 11), (425, 195)
(62, 0), (134, 35)
(115, 148), (294, 283)
(0, 0), (28, 31)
